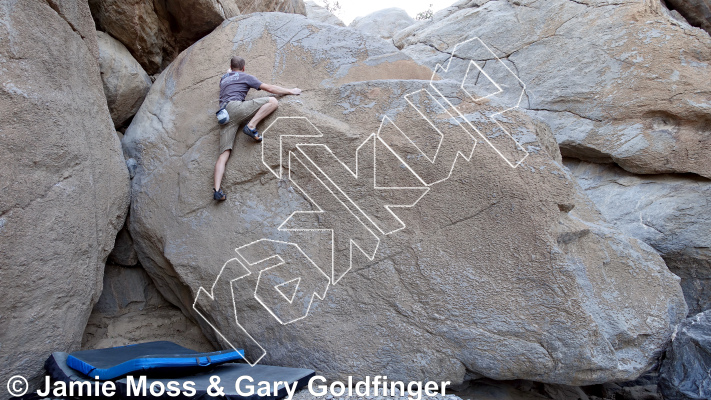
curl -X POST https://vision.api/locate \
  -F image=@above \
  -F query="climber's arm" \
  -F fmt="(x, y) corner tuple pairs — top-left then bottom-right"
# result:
(260, 83), (301, 95)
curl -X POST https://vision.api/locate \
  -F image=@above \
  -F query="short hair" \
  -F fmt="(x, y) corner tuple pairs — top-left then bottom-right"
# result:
(230, 56), (245, 70)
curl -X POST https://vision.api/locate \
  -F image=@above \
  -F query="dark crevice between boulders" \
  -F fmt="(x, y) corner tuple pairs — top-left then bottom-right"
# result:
(662, 0), (711, 36)
(560, 147), (711, 183)
(451, 369), (666, 400)
(664, 254), (711, 316)
(81, 261), (215, 352)
(551, 108), (711, 182)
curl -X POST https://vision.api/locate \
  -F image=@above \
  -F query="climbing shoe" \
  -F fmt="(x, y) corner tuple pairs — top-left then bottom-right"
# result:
(213, 188), (226, 201)
(243, 125), (262, 142)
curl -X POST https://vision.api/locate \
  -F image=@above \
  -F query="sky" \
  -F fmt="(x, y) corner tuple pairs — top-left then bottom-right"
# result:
(310, 0), (456, 25)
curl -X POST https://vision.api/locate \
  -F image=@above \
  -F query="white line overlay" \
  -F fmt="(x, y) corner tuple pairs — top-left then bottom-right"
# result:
(194, 36), (530, 365)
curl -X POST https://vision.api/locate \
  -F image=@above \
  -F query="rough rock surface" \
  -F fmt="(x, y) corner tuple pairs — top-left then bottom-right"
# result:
(350, 8), (414, 40)
(291, 375), (662, 399)
(665, 0), (711, 35)
(297, 376), (666, 400)
(123, 12), (686, 385)
(82, 264), (214, 351)
(0, 0), (130, 392)
(393, 0), (711, 179)
(659, 310), (711, 400)
(453, 379), (589, 400)
(566, 159), (711, 315)
(235, 0), (306, 15)
(97, 31), (152, 128)
(88, 0), (242, 74)
(304, 0), (344, 26)
(46, 0), (101, 60)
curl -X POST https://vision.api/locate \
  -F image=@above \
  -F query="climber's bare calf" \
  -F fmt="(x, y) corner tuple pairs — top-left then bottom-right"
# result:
(246, 96), (279, 131)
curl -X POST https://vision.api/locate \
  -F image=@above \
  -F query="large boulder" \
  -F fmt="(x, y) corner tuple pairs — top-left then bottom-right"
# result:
(659, 310), (711, 400)
(88, 0), (242, 74)
(89, 0), (309, 75)
(0, 0), (130, 393)
(304, 0), (344, 26)
(664, 0), (711, 35)
(350, 8), (415, 40)
(97, 31), (152, 128)
(82, 264), (214, 351)
(394, 0), (711, 179)
(235, 0), (306, 15)
(566, 160), (711, 315)
(123, 12), (686, 385)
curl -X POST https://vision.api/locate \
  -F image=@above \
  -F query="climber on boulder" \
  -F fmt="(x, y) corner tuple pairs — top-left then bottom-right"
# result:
(213, 56), (301, 201)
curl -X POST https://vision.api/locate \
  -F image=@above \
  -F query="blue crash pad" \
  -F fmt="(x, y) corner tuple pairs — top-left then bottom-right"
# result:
(45, 350), (315, 400)
(66, 341), (244, 380)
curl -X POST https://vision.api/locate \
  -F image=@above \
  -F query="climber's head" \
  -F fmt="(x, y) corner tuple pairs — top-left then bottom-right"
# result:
(230, 56), (245, 72)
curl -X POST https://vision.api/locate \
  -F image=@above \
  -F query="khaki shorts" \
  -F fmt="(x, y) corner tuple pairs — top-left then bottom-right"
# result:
(219, 97), (271, 154)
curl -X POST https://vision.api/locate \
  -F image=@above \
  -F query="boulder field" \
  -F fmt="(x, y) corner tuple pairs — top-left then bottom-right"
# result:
(122, 12), (686, 385)
(1, 0), (708, 394)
